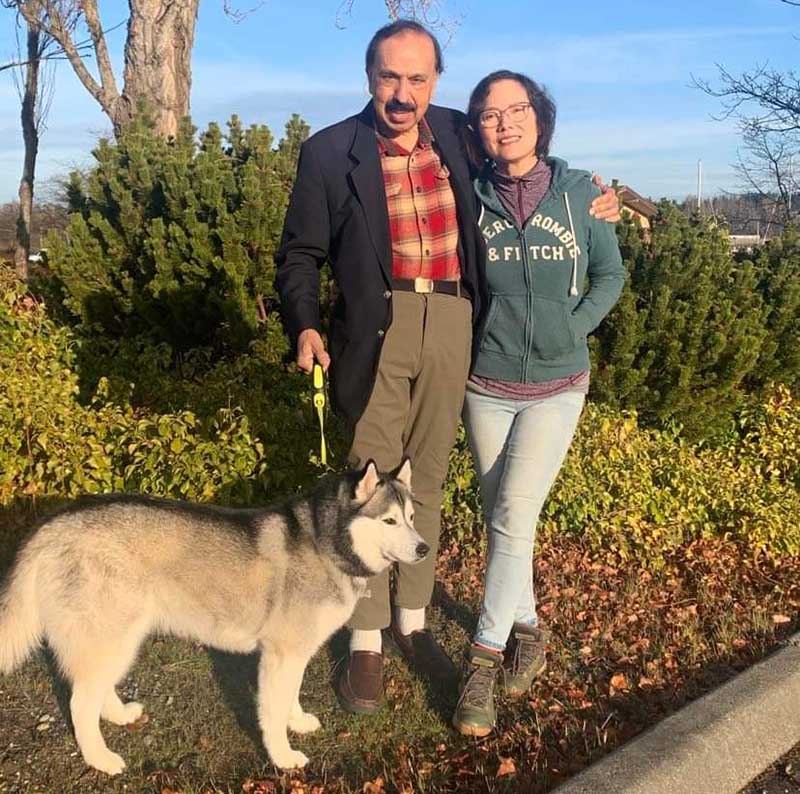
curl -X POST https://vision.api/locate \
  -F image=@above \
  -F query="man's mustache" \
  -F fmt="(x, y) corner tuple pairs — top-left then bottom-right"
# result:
(386, 100), (416, 113)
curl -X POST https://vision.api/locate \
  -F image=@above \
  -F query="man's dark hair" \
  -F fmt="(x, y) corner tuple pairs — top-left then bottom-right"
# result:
(365, 20), (444, 75)
(464, 70), (557, 168)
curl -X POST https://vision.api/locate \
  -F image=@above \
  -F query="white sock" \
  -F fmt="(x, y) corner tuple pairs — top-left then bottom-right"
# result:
(395, 606), (425, 636)
(350, 629), (382, 654)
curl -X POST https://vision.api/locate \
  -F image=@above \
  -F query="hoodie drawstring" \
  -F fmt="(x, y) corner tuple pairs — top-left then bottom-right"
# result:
(563, 192), (579, 297)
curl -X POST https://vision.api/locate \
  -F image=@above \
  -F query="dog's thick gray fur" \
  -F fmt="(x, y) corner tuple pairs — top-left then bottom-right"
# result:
(0, 460), (425, 774)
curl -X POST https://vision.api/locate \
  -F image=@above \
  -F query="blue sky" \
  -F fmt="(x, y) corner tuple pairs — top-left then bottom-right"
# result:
(0, 0), (797, 202)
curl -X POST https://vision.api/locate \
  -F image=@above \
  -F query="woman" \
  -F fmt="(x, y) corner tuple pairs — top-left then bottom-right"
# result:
(452, 71), (625, 737)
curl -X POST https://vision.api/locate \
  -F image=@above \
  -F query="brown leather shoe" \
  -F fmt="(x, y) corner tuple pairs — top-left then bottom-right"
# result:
(387, 625), (458, 683)
(336, 651), (384, 715)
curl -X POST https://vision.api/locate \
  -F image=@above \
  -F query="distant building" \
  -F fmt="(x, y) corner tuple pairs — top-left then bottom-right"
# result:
(728, 234), (763, 254)
(616, 183), (658, 236)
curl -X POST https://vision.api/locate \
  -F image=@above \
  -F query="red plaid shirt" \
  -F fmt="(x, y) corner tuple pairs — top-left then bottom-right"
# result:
(376, 119), (461, 281)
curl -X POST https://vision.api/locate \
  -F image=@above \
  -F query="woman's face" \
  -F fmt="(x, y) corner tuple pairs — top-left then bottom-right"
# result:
(478, 79), (539, 175)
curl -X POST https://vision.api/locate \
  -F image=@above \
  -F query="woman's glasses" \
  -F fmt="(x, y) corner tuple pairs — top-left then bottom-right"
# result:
(478, 102), (532, 129)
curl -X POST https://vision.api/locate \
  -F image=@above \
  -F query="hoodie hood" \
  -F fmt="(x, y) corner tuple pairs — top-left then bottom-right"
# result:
(475, 156), (591, 216)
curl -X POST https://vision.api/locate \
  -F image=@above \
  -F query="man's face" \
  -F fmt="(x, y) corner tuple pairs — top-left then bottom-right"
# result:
(368, 31), (439, 139)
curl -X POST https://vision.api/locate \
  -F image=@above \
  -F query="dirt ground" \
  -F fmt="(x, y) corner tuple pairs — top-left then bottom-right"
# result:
(741, 743), (800, 794)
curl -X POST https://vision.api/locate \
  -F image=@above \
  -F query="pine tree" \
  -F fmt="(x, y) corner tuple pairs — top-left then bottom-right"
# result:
(45, 114), (309, 354)
(746, 225), (800, 391)
(592, 203), (770, 439)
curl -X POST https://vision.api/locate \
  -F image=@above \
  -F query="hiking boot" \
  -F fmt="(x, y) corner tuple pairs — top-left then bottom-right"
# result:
(336, 651), (383, 715)
(387, 625), (458, 684)
(501, 622), (550, 698)
(451, 644), (502, 737)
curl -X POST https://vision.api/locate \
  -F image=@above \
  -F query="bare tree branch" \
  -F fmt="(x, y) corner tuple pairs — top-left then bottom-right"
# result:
(221, 0), (266, 23)
(692, 63), (800, 134)
(80, 0), (119, 101)
(16, 0), (113, 115)
(0, 21), (124, 73)
(337, 0), (461, 41)
(693, 1), (800, 213)
(733, 126), (797, 222)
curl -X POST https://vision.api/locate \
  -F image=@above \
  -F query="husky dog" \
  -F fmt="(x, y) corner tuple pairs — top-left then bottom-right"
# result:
(0, 460), (425, 775)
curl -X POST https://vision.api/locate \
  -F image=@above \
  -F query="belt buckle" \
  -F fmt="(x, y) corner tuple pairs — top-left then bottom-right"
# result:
(414, 277), (434, 294)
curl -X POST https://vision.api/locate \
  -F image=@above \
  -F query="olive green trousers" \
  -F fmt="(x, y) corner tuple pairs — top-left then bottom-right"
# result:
(347, 290), (473, 630)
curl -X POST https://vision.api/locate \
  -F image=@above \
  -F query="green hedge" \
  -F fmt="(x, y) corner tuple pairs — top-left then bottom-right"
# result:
(3, 272), (798, 565)
(591, 205), (776, 440)
(443, 385), (800, 564)
(0, 276), (266, 508)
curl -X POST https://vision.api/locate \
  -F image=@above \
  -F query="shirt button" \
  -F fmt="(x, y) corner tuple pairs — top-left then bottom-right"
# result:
(415, 186), (422, 193)
(383, 290), (392, 299)
(377, 329), (385, 337)
(425, 249), (431, 255)
(421, 217), (428, 224)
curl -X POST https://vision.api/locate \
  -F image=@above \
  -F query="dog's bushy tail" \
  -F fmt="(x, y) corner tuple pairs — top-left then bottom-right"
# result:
(0, 543), (42, 674)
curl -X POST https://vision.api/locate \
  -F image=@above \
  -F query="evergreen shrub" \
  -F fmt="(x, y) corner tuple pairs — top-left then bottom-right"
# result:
(746, 225), (800, 392)
(591, 204), (776, 439)
(42, 114), (309, 354)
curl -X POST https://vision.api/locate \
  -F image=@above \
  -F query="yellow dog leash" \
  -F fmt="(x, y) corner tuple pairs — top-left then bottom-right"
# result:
(312, 363), (328, 467)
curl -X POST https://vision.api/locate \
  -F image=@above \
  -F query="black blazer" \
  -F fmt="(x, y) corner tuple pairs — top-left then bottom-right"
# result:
(275, 103), (487, 424)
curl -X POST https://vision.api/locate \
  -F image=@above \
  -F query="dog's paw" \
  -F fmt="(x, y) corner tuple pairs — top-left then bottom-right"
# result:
(121, 702), (145, 725)
(288, 712), (321, 734)
(86, 749), (126, 776)
(271, 748), (309, 769)
(102, 700), (145, 726)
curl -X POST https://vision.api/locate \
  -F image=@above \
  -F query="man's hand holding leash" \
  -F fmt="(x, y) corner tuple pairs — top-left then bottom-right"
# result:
(297, 328), (330, 373)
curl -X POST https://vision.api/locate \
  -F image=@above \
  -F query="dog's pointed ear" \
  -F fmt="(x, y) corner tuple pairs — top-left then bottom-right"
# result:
(394, 457), (412, 489)
(354, 460), (381, 503)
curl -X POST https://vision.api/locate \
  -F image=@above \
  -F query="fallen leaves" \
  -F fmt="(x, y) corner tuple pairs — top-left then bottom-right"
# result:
(362, 776), (385, 793)
(242, 780), (276, 794)
(609, 673), (629, 696)
(247, 535), (797, 794)
(496, 757), (516, 777)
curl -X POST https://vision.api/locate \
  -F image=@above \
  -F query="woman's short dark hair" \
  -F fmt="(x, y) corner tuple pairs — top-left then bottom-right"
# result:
(463, 70), (557, 169)
(365, 20), (444, 75)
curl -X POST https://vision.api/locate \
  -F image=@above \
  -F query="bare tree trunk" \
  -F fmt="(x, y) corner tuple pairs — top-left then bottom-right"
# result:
(120, 0), (199, 137)
(14, 24), (41, 282)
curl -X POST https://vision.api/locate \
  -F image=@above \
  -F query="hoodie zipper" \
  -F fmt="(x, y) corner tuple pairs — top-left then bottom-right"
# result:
(488, 200), (533, 381)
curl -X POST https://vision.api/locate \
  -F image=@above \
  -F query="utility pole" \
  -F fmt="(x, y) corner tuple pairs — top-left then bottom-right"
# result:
(697, 159), (703, 215)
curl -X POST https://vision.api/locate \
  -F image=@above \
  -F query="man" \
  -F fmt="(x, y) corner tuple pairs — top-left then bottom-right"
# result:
(275, 20), (619, 715)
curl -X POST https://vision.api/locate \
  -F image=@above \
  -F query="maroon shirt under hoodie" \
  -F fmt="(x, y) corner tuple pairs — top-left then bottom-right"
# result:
(468, 159), (590, 400)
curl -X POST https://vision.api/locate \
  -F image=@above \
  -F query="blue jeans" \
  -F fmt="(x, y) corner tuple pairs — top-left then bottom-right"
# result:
(462, 387), (585, 650)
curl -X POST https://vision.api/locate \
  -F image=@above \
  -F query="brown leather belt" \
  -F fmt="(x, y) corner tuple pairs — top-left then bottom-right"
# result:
(391, 277), (462, 296)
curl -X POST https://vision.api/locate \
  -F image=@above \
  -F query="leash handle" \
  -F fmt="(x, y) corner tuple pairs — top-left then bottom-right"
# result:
(312, 364), (327, 466)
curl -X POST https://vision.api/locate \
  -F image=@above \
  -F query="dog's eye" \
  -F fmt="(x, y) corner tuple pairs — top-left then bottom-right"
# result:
(383, 517), (397, 525)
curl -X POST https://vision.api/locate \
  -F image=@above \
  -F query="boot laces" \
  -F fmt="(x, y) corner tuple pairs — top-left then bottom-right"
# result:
(512, 633), (539, 674)
(461, 662), (498, 708)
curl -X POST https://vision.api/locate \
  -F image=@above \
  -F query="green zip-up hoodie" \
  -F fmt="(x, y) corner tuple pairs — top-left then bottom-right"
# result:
(473, 156), (625, 383)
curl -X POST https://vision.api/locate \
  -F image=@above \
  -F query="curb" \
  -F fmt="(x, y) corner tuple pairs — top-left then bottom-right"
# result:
(553, 631), (800, 794)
